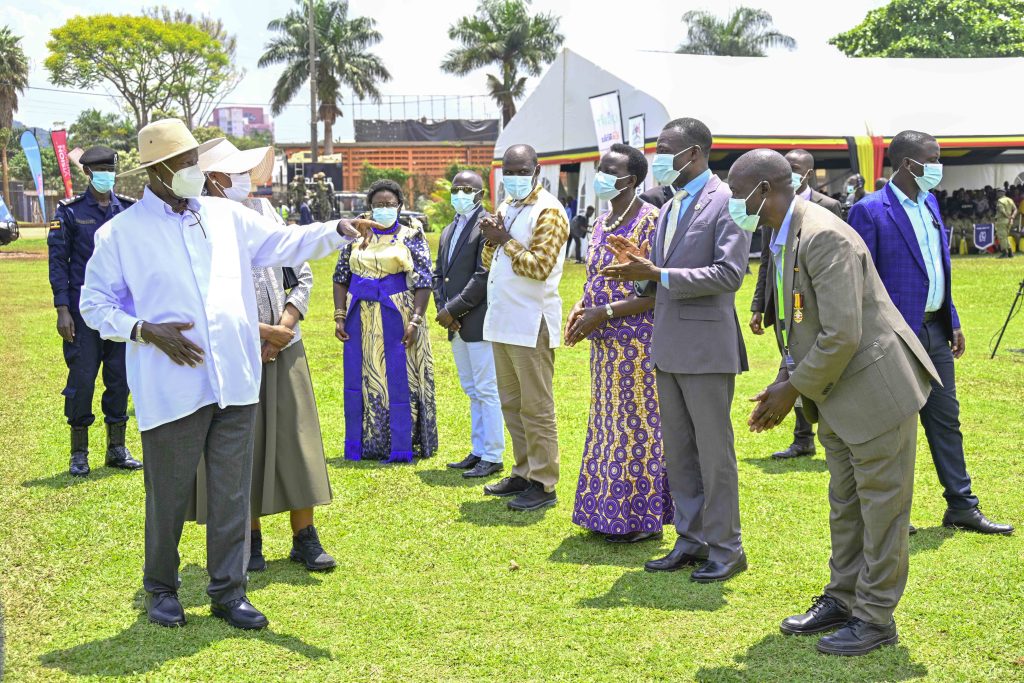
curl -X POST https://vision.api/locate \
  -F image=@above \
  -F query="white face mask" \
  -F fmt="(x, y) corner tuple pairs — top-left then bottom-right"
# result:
(161, 162), (205, 199)
(215, 173), (252, 202)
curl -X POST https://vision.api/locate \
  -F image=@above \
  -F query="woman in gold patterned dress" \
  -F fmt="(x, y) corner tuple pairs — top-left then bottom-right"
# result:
(333, 180), (438, 462)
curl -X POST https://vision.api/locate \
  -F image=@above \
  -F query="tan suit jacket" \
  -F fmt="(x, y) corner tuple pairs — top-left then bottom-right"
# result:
(769, 199), (939, 445)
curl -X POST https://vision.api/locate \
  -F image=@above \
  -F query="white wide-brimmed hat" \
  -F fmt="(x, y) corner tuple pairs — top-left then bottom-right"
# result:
(197, 137), (275, 186)
(122, 118), (200, 176)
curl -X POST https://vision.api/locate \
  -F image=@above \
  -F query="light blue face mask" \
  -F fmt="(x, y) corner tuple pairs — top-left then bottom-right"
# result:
(651, 145), (697, 186)
(791, 171), (809, 191)
(908, 159), (943, 192)
(593, 171), (630, 201)
(502, 171), (536, 201)
(90, 171), (116, 194)
(372, 206), (399, 227)
(450, 191), (479, 216)
(728, 182), (766, 232)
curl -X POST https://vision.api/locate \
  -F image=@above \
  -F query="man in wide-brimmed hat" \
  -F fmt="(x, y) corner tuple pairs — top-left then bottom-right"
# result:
(79, 118), (372, 631)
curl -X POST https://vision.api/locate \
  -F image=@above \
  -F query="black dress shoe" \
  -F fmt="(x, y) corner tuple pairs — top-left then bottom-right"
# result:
(69, 426), (89, 477)
(248, 529), (267, 572)
(463, 460), (503, 478)
(447, 453), (480, 470)
(644, 547), (707, 572)
(817, 617), (898, 656)
(211, 596), (269, 630)
(483, 475), (531, 497)
(942, 506), (1014, 535)
(908, 524), (918, 535)
(691, 552), (748, 583)
(105, 422), (142, 469)
(146, 591), (186, 627)
(508, 483), (557, 511)
(607, 531), (663, 544)
(290, 525), (337, 571)
(772, 442), (815, 459)
(780, 594), (851, 635)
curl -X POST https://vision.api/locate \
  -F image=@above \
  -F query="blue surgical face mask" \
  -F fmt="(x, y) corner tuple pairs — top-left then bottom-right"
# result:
(593, 171), (630, 201)
(502, 171), (536, 201)
(908, 159), (943, 192)
(728, 183), (766, 232)
(90, 171), (116, 194)
(450, 190), (479, 216)
(372, 206), (399, 226)
(846, 184), (856, 195)
(791, 171), (810, 191)
(652, 145), (697, 186)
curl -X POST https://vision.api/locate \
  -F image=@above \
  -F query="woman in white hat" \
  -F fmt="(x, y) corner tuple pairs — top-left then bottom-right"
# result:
(192, 138), (336, 573)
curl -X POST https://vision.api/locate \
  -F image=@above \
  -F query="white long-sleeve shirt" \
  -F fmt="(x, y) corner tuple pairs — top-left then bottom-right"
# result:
(80, 187), (350, 431)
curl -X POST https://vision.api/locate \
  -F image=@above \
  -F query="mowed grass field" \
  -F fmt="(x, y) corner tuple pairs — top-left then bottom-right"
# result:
(1, 234), (1023, 682)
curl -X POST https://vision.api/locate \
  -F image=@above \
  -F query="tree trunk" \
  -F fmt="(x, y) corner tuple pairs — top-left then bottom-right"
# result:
(323, 117), (334, 156)
(502, 98), (516, 127)
(1, 146), (9, 209)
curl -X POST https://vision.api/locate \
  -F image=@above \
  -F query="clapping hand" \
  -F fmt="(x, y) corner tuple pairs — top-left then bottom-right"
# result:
(747, 380), (800, 433)
(479, 212), (510, 245)
(600, 235), (657, 281)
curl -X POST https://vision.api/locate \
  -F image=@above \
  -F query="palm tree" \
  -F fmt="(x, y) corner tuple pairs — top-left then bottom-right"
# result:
(260, 0), (390, 155)
(676, 7), (796, 56)
(0, 26), (30, 207)
(442, 0), (564, 126)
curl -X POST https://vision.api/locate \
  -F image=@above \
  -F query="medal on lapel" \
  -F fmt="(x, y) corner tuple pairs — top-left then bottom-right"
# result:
(793, 292), (804, 324)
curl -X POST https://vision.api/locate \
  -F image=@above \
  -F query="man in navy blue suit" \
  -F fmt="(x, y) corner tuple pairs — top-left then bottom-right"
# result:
(847, 130), (1012, 536)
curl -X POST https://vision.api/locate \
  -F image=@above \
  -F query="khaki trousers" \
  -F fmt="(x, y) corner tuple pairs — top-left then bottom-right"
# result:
(492, 323), (559, 492)
(820, 413), (917, 624)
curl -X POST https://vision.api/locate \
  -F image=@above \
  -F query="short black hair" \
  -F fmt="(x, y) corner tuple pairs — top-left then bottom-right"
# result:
(663, 117), (712, 157)
(889, 130), (936, 168)
(366, 179), (404, 205)
(609, 143), (648, 183)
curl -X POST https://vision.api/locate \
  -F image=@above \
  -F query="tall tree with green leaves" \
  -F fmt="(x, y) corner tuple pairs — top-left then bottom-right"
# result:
(441, 0), (564, 126)
(67, 109), (137, 153)
(0, 26), (30, 207)
(676, 7), (796, 56)
(260, 0), (390, 155)
(830, 0), (1024, 57)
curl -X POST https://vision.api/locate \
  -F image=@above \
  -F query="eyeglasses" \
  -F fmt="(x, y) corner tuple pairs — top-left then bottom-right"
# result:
(451, 186), (479, 194)
(371, 201), (400, 209)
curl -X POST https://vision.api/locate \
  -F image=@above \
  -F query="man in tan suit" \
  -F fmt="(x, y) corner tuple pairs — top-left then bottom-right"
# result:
(733, 150), (939, 657)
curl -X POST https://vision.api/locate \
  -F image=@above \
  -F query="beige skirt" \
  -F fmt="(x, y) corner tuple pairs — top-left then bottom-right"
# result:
(189, 340), (332, 523)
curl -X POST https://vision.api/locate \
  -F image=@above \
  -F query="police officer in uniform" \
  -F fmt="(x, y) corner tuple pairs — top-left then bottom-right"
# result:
(48, 146), (142, 476)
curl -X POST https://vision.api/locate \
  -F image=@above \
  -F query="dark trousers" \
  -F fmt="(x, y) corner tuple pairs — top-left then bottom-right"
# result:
(140, 403), (256, 602)
(565, 235), (583, 261)
(793, 405), (814, 445)
(61, 309), (128, 427)
(917, 319), (978, 510)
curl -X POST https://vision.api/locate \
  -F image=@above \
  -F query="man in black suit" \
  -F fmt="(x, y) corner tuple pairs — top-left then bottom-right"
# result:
(749, 149), (842, 460)
(433, 171), (505, 478)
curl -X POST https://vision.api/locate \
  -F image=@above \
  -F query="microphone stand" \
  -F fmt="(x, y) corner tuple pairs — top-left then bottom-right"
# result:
(990, 278), (1024, 359)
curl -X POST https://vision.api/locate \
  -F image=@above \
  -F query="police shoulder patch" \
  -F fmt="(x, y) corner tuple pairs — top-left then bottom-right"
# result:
(49, 220), (62, 231)
(115, 193), (137, 206)
(57, 194), (85, 208)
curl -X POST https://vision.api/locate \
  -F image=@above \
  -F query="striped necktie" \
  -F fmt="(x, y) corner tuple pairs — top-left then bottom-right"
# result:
(663, 189), (689, 259)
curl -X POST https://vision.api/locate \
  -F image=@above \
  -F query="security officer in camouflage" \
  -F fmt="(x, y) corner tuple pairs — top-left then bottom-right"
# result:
(288, 174), (306, 212)
(47, 146), (142, 476)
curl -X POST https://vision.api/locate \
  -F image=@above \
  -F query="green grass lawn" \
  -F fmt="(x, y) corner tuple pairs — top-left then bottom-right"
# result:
(2, 235), (1023, 682)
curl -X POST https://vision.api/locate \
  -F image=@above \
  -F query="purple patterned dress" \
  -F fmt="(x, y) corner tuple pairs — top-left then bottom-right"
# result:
(572, 202), (673, 535)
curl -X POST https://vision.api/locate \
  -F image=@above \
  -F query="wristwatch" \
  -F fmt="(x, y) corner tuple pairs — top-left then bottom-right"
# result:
(605, 304), (614, 319)
(133, 319), (149, 344)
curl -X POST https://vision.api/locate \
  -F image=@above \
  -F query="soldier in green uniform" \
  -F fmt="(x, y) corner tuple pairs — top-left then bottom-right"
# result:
(994, 188), (1017, 258)
(288, 174), (306, 213)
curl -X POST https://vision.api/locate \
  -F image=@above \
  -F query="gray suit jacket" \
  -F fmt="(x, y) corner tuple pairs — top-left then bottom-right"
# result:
(643, 174), (750, 375)
(770, 199), (940, 445)
(432, 207), (489, 342)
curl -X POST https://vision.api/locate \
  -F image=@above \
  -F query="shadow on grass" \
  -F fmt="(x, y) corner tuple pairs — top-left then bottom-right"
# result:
(908, 526), (955, 556)
(744, 454), (829, 475)
(578, 570), (727, 612)
(694, 633), (927, 682)
(415, 468), (486, 488)
(458, 498), (550, 527)
(549, 531), (666, 567)
(22, 466), (136, 489)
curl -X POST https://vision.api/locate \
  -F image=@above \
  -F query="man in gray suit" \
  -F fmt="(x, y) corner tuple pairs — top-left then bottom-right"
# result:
(737, 149), (938, 656)
(749, 149), (842, 460)
(603, 117), (751, 583)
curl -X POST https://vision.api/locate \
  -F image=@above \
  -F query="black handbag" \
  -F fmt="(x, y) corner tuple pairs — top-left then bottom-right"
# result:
(282, 267), (299, 290)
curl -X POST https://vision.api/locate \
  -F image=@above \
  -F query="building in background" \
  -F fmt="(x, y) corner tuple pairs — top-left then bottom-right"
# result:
(210, 107), (274, 139)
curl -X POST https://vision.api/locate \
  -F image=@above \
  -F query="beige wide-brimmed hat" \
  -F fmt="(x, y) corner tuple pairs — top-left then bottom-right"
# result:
(197, 138), (275, 186)
(121, 118), (200, 176)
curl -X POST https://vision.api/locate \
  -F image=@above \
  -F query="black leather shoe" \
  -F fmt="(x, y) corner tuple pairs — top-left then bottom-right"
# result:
(447, 453), (480, 470)
(146, 591), (186, 627)
(484, 475), (531, 497)
(105, 422), (142, 469)
(942, 506), (1014, 535)
(290, 525), (337, 571)
(248, 529), (267, 572)
(211, 596), (269, 630)
(772, 442), (815, 459)
(781, 594), (851, 635)
(817, 617), (898, 656)
(508, 483), (557, 511)
(644, 547), (707, 572)
(463, 460), (503, 478)
(691, 552), (748, 583)
(69, 426), (90, 477)
(908, 524), (917, 535)
(607, 531), (663, 544)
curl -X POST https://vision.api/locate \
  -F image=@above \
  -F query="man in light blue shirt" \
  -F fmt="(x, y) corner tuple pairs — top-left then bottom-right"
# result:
(888, 180), (945, 312)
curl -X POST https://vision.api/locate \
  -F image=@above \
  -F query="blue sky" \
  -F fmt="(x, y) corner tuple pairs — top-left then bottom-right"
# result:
(9, 0), (888, 142)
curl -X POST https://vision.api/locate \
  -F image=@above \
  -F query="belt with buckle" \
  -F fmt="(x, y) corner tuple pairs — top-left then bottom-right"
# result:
(923, 311), (938, 323)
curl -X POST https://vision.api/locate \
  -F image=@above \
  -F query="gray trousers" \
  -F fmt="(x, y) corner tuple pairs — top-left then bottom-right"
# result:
(820, 413), (916, 624)
(656, 371), (743, 563)
(140, 403), (256, 603)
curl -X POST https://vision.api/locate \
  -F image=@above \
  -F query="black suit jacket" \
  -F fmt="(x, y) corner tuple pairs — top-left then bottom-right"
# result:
(751, 189), (843, 324)
(432, 207), (489, 342)
(639, 185), (674, 209)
